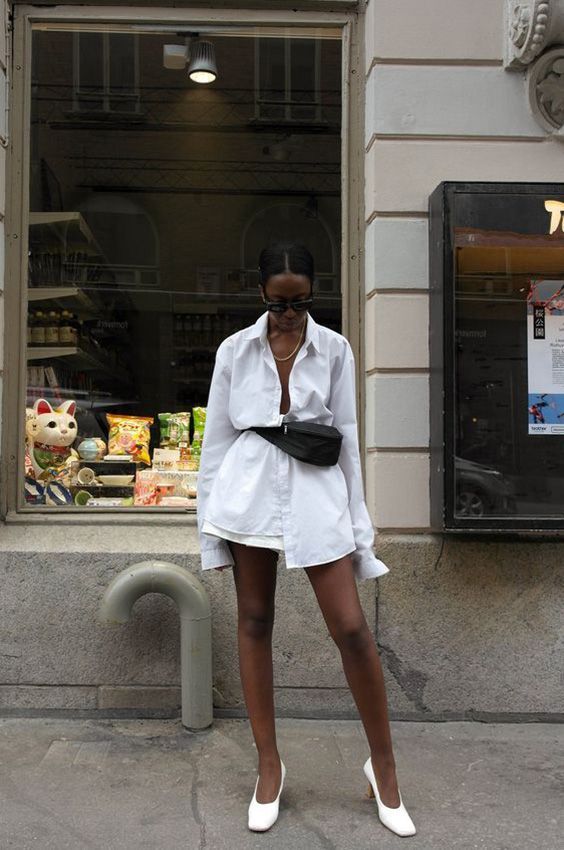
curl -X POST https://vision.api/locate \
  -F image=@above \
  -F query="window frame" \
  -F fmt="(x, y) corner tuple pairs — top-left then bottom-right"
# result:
(429, 180), (564, 537)
(4, 3), (365, 522)
(254, 36), (322, 124)
(72, 31), (141, 114)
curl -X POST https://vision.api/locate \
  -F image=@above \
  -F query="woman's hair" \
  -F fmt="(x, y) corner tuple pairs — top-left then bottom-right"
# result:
(258, 242), (314, 288)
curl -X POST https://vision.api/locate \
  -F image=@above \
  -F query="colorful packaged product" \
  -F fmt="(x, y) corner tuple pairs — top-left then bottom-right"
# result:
(191, 407), (207, 468)
(158, 413), (172, 447)
(169, 412), (191, 446)
(106, 413), (153, 466)
(134, 469), (160, 505)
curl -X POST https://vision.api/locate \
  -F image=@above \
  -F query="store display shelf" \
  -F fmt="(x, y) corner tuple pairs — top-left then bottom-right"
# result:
(26, 345), (131, 384)
(172, 292), (341, 305)
(28, 345), (80, 360)
(27, 286), (98, 317)
(29, 211), (107, 260)
(27, 385), (112, 395)
(69, 483), (134, 489)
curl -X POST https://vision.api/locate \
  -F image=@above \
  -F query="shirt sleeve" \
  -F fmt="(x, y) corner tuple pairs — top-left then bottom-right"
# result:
(196, 339), (238, 569)
(329, 338), (378, 575)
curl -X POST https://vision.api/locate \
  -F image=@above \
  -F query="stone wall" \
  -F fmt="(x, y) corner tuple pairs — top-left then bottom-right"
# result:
(1, 1), (562, 721)
(363, 0), (563, 721)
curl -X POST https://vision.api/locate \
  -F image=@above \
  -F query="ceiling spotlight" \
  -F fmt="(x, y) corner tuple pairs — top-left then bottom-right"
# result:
(188, 39), (218, 84)
(162, 35), (218, 84)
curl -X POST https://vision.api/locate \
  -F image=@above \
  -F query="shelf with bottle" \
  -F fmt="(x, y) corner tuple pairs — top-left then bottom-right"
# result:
(26, 310), (132, 385)
(28, 286), (99, 318)
(171, 291), (341, 305)
(28, 211), (116, 288)
(172, 312), (235, 349)
(27, 309), (80, 348)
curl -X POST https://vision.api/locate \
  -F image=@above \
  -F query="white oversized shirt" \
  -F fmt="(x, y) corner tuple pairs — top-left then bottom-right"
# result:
(196, 310), (390, 581)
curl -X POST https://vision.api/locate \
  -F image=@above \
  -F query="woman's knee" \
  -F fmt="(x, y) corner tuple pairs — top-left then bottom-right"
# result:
(238, 608), (275, 640)
(331, 620), (373, 655)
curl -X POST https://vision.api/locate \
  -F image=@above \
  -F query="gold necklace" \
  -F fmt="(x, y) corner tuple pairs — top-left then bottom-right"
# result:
(270, 317), (307, 362)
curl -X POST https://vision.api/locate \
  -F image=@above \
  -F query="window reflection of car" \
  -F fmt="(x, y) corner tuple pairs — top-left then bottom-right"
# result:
(455, 456), (517, 517)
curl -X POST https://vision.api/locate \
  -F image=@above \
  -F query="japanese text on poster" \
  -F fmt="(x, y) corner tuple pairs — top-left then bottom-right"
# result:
(527, 279), (564, 434)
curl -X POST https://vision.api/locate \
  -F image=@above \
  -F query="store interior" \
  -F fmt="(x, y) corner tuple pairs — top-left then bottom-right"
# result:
(24, 26), (342, 510)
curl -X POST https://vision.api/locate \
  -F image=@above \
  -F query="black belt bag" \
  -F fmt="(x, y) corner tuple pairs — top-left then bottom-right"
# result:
(244, 421), (343, 466)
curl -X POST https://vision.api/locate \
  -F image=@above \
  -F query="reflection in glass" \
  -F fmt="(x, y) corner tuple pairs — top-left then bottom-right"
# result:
(25, 28), (342, 511)
(453, 191), (564, 518)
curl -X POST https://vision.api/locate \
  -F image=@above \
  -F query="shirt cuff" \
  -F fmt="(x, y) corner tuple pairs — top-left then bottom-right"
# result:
(200, 541), (235, 570)
(350, 547), (390, 581)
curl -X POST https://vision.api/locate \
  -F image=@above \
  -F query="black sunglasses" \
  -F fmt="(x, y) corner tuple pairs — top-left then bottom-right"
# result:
(263, 297), (313, 313)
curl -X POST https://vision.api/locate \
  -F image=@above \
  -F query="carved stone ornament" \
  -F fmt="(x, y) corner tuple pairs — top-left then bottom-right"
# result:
(529, 46), (564, 130)
(505, 1), (564, 68)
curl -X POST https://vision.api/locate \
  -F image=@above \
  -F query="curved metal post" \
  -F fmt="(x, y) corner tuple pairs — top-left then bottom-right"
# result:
(99, 560), (212, 731)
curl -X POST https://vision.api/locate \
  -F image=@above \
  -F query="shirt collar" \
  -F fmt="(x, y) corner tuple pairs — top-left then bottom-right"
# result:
(242, 310), (321, 353)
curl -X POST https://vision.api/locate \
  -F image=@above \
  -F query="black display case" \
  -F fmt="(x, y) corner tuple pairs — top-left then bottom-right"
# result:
(429, 181), (564, 534)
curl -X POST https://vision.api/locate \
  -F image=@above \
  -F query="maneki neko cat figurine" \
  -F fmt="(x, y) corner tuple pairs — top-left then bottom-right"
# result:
(29, 398), (79, 481)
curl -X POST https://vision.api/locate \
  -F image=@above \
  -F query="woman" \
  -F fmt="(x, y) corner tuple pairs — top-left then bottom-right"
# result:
(196, 242), (416, 837)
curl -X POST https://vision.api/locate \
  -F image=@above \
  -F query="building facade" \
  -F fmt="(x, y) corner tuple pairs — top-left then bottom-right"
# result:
(0, 1), (562, 720)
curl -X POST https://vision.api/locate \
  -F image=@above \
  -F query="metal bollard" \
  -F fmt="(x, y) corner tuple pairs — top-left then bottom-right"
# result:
(99, 560), (212, 730)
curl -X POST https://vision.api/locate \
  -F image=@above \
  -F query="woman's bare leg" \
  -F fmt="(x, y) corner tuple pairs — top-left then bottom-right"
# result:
(228, 540), (282, 803)
(305, 553), (401, 807)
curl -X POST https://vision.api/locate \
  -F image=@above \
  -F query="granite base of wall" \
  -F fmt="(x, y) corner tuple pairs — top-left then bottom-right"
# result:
(0, 524), (562, 719)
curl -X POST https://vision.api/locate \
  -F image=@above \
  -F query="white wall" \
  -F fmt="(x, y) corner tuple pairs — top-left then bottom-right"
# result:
(363, 0), (561, 530)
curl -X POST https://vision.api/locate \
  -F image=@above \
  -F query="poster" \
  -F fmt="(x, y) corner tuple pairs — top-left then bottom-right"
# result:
(527, 279), (564, 434)
(196, 266), (222, 293)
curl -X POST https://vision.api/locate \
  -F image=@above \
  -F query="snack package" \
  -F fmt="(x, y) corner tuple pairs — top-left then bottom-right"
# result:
(158, 413), (172, 447)
(134, 469), (159, 505)
(177, 442), (194, 471)
(191, 407), (207, 468)
(106, 414), (153, 466)
(169, 412), (191, 446)
(153, 447), (180, 470)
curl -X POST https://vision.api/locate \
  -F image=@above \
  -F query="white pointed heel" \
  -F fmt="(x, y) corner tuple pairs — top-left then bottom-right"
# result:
(363, 756), (416, 837)
(248, 759), (286, 832)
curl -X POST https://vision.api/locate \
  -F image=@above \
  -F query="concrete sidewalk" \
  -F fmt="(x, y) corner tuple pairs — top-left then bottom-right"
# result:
(0, 717), (561, 849)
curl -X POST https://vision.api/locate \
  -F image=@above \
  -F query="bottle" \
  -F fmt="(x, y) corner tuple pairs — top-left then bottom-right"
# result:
(30, 310), (46, 346)
(45, 311), (60, 346)
(69, 313), (79, 346)
(27, 311), (33, 345)
(59, 311), (76, 347)
(77, 316), (87, 347)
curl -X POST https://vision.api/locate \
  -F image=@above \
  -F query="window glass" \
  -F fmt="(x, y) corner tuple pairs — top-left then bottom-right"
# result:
(256, 37), (320, 122)
(443, 186), (564, 525)
(25, 28), (342, 512)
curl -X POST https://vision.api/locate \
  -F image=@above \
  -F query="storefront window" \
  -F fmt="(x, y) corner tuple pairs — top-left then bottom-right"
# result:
(430, 182), (564, 530)
(24, 26), (342, 511)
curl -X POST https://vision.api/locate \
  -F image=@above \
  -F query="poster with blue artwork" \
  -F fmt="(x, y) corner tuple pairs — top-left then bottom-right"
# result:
(527, 279), (564, 434)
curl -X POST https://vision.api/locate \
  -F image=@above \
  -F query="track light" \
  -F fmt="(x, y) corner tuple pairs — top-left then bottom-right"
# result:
(188, 40), (218, 84)
(162, 36), (218, 84)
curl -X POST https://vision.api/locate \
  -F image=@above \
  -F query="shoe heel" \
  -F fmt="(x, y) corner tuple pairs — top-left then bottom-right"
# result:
(366, 782), (375, 799)
(363, 756), (416, 837)
(247, 759), (286, 832)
